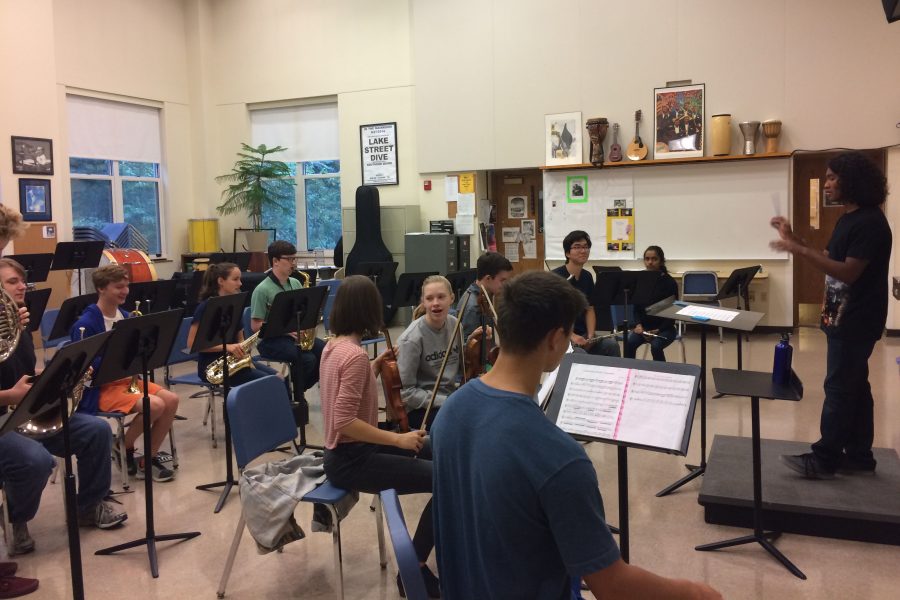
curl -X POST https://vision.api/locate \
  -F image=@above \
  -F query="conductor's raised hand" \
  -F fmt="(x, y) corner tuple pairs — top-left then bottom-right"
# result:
(770, 215), (794, 240)
(395, 429), (426, 452)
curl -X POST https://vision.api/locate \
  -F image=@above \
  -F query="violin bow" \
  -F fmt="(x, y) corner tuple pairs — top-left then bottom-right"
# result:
(419, 289), (471, 432)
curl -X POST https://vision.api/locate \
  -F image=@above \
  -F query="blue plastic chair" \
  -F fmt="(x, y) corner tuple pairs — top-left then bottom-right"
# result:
(216, 376), (386, 600)
(39, 308), (68, 365)
(380, 489), (428, 600)
(164, 317), (220, 447)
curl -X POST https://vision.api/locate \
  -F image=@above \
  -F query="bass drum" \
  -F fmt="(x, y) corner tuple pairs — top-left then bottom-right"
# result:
(72, 248), (158, 295)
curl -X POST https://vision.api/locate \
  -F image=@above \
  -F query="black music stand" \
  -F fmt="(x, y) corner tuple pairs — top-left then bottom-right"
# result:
(24, 288), (51, 333)
(650, 300), (764, 497)
(125, 279), (178, 313)
(210, 252), (252, 271)
(445, 269), (477, 300)
(260, 286), (328, 450)
(696, 368), (805, 579)
(545, 354), (701, 563)
(93, 309), (200, 577)
(8, 253), (53, 285)
(592, 270), (663, 339)
(193, 292), (248, 513)
(48, 293), (99, 341)
(0, 331), (112, 600)
(716, 265), (762, 360)
(50, 241), (105, 296)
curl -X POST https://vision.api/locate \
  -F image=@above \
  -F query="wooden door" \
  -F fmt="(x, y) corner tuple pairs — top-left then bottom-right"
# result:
(791, 149), (885, 326)
(490, 169), (544, 274)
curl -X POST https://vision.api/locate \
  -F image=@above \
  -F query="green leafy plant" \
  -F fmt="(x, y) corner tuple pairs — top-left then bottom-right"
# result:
(215, 143), (296, 231)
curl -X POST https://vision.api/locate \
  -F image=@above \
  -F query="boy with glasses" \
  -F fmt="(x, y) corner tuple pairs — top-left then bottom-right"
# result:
(552, 231), (620, 357)
(250, 241), (325, 424)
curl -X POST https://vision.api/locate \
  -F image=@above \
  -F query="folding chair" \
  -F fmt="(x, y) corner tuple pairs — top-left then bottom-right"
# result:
(216, 376), (386, 599)
(380, 489), (428, 600)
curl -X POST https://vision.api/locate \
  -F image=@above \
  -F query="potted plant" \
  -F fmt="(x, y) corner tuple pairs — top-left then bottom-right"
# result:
(216, 142), (295, 251)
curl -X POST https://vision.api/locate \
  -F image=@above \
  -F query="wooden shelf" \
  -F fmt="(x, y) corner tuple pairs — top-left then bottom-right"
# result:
(540, 152), (792, 171)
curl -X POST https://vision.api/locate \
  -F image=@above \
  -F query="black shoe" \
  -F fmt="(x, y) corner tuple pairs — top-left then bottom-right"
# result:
(839, 455), (877, 475)
(397, 566), (441, 599)
(779, 453), (835, 480)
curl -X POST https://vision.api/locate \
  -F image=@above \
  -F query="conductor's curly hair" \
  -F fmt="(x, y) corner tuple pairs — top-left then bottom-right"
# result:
(828, 152), (888, 207)
(0, 205), (27, 242)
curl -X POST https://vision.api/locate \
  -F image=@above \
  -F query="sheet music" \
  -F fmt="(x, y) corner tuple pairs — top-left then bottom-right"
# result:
(556, 363), (695, 452)
(536, 344), (574, 405)
(675, 304), (739, 323)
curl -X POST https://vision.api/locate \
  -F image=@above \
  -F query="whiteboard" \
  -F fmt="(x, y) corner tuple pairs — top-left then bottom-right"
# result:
(543, 160), (790, 261)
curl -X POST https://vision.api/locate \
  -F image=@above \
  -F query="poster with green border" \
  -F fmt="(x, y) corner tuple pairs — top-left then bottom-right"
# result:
(566, 175), (588, 203)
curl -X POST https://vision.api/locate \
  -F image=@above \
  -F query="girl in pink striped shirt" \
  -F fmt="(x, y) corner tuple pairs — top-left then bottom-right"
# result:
(320, 275), (440, 598)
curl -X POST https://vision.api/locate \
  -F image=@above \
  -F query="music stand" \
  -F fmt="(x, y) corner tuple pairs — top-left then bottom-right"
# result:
(50, 241), (105, 296)
(649, 300), (765, 497)
(696, 368), (805, 579)
(210, 252), (252, 271)
(445, 269), (477, 301)
(8, 253), (53, 284)
(592, 270), (663, 338)
(193, 292), (248, 513)
(93, 309), (200, 577)
(260, 286), (328, 450)
(0, 331), (113, 600)
(716, 265), (762, 358)
(48, 293), (99, 341)
(24, 288), (51, 333)
(125, 279), (178, 313)
(545, 354), (701, 563)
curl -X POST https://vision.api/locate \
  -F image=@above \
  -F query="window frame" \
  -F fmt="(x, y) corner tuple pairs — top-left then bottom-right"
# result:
(69, 158), (166, 257)
(297, 161), (340, 253)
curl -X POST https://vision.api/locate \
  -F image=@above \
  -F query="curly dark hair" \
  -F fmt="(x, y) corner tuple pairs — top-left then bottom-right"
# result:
(827, 152), (887, 207)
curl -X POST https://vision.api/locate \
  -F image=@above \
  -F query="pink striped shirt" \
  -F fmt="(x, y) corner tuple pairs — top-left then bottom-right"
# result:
(320, 338), (379, 449)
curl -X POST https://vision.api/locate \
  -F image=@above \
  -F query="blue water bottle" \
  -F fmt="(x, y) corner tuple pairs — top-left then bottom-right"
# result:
(772, 333), (793, 386)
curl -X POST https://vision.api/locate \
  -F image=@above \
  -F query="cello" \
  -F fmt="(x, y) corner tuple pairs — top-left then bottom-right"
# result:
(379, 328), (408, 432)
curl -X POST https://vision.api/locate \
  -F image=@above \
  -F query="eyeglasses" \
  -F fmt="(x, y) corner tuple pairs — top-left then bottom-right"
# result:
(277, 255), (301, 263)
(570, 244), (591, 251)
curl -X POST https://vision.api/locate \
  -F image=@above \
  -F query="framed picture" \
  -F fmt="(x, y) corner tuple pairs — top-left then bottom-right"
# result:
(360, 122), (398, 186)
(508, 195), (528, 219)
(11, 136), (54, 175)
(18, 179), (52, 221)
(653, 83), (705, 159)
(566, 175), (588, 203)
(545, 112), (582, 166)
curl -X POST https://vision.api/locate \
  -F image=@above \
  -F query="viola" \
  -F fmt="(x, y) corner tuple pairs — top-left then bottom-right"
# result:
(463, 287), (500, 381)
(379, 328), (408, 433)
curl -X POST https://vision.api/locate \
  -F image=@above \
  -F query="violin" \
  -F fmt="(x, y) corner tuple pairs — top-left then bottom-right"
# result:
(379, 328), (408, 433)
(463, 286), (500, 381)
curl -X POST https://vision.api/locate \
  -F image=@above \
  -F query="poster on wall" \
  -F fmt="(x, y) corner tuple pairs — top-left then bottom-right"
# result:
(605, 199), (634, 254)
(653, 83), (705, 159)
(360, 122), (398, 185)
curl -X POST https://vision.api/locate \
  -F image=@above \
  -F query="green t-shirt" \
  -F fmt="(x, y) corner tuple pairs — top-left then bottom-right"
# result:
(250, 274), (304, 322)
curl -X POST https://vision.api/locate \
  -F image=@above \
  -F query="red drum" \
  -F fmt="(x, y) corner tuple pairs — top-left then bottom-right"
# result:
(101, 249), (157, 283)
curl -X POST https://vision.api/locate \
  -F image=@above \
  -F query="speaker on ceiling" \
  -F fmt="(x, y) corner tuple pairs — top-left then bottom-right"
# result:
(884, 0), (900, 23)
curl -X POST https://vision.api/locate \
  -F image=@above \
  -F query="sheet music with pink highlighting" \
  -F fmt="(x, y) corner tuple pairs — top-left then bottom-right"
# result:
(556, 364), (695, 452)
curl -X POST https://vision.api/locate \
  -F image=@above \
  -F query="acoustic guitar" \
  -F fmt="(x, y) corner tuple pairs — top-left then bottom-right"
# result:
(625, 110), (649, 161)
(608, 123), (623, 162)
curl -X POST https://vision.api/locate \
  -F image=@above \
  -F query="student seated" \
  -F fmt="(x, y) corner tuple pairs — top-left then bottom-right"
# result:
(552, 230), (620, 357)
(624, 245), (679, 362)
(397, 275), (480, 430)
(431, 271), (721, 600)
(455, 251), (513, 342)
(0, 259), (126, 562)
(187, 262), (276, 386)
(71, 265), (179, 482)
(320, 275), (440, 598)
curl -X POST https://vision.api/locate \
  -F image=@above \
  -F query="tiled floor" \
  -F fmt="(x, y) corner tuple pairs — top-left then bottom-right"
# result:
(5, 327), (900, 599)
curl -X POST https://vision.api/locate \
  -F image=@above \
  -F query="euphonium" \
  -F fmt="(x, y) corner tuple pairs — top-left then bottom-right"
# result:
(294, 269), (317, 351)
(205, 330), (261, 385)
(125, 301), (142, 394)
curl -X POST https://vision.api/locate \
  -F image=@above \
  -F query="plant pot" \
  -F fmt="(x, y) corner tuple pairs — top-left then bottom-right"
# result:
(243, 230), (270, 252)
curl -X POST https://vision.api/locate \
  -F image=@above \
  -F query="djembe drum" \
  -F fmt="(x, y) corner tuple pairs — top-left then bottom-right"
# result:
(762, 119), (782, 153)
(585, 118), (609, 166)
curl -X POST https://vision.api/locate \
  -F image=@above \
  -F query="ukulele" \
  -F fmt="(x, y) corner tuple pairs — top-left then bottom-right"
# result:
(608, 123), (623, 162)
(625, 110), (649, 161)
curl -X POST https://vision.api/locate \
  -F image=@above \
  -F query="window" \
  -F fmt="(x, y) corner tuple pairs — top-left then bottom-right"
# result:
(67, 95), (165, 255)
(70, 159), (163, 255)
(251, 103), (341, 251)
(260, 160), (341, 251)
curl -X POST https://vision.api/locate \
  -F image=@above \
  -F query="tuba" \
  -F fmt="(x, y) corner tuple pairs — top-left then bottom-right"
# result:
(294, 269), (317, 351)
(204, 330), (261, 385)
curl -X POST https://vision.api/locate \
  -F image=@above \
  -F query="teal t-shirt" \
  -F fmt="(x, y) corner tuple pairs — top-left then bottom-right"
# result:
(249, 273), (303, 322)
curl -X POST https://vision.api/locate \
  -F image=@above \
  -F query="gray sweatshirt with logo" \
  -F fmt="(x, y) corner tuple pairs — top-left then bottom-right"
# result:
(396, 315), (461, 411)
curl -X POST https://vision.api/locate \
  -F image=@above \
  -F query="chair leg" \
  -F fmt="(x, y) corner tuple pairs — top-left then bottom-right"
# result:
(374, 495), (387, 569)
(115, 418), (129, 491)
(327, 504), (344, 600)
(217, 514), (246, 599)
(1, 487), (12, 554)
(169, 426), (179, 469)
(49, 457), (60, 484)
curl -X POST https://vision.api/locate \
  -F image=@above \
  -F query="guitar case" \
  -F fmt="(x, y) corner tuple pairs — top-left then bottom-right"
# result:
(345, 185), (396, 319)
